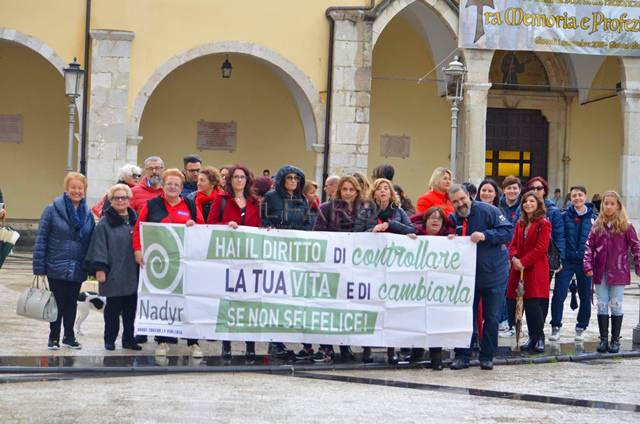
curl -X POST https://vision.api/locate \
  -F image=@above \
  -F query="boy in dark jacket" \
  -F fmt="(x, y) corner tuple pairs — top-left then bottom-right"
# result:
(447, 184), (513, 371)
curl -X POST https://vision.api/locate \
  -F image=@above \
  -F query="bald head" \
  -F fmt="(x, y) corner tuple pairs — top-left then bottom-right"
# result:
(324, 175), (340, 199)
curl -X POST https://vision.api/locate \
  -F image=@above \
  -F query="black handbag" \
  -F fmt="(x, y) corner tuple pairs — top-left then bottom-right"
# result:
(548, 239), (562, 271)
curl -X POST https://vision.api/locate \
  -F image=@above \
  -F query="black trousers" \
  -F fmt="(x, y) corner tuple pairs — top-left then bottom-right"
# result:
(104, 293), (137, 345)
(524, 298), (548, 340)
(155, 337), (198, 346)
(48, 279), (82, 340)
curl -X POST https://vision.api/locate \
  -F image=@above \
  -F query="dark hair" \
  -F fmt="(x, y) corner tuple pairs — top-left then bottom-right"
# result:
(224, 164), (255, 201)
(461, 182), (477, 199)
(526, 176), (550, 198)
(393, 184), (415, 214)
(183, 154), (202, 167)
(372, 164), (395, 181)
(570, 185), (587, 195)
(262, 169), (270, 174)
(254, 176), (273, 198)
(501, 175), (521, 190)
(477, 178), (501, 207)
(554, 188), (562, 194)
(518, 191), (547, 224)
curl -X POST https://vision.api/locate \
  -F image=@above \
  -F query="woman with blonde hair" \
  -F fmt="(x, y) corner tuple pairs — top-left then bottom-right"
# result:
(584, 191), (640, 353)
(34, 172), (95, 350)
(416, 167), (454, 215)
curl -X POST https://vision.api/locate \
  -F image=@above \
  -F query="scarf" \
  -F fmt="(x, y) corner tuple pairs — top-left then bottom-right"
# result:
(196, 190), (218, 209)
(63, 193), (89, 239)
(377, 204), (395, 223)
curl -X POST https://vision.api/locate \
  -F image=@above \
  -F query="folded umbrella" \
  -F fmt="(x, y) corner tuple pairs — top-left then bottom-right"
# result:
(569, 279), (578, 311)
(515, 270), (525, 352)
(0, 223), (20, 269)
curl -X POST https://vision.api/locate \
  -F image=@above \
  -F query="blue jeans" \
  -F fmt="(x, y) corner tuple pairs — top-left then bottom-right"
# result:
(595, 281), (625, 316)
(550, 261), (592, 330)
(454, 285), (503, 362)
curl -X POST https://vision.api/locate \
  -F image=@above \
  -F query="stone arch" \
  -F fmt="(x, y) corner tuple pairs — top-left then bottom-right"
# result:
(372, 0), (458, 46)
(0, 28), (82, 117)
(129, 41), (324, 150)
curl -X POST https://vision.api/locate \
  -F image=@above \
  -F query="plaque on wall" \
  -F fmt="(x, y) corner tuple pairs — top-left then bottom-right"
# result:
(197, 120), (237, 152)
(0, 115), (23, 144)
(380, 134), (410, 159)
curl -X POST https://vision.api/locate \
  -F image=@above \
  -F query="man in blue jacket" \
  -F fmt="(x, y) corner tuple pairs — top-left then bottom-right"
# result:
(549, 185), (596, 342)
(448, 184), (513, 370)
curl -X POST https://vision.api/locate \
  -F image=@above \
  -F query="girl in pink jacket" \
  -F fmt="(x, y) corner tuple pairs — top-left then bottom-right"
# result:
(584, 191), (640, 354)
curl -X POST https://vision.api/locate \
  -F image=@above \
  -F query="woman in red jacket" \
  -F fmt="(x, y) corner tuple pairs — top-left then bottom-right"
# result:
(415, 167), (454, 216)
(132, 168), (204, 358)
(506, 191), (551, 353)
(207, 164), (260, 361)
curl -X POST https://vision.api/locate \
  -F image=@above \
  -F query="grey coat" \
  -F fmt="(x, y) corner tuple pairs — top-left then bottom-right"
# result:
(85, 207), (139, 297)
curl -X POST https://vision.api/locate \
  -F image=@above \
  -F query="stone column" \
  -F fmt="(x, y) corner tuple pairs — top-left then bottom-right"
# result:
(327, 10), (373, 176)
(619, 57), (640, 225)
(86, 29), (134, 205)
(460, 49), (493, 185)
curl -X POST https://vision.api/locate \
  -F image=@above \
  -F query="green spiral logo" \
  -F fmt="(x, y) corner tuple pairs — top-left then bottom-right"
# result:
(141, 224), (184, 294)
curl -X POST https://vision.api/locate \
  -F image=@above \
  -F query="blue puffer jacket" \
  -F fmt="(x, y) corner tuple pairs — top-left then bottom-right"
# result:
(33, 195), (95, 282)
(261, 165), (311, 230)
(545, 199), (565, 260)
(499, 194), (521, 225)
(560, 203), (597, 263)
(449, 201), (513, 289)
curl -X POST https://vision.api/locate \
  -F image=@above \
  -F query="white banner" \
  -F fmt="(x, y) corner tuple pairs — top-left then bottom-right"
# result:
(135, 223), (477, 348)
(459, 0), (640, 56)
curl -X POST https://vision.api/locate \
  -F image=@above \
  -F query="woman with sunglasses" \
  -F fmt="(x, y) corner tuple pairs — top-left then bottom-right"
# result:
(261, 165), (311, 358)
(92, 163), (143, 218)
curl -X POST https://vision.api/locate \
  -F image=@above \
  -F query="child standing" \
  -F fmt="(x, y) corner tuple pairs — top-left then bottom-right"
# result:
(584, 191), (640, 353)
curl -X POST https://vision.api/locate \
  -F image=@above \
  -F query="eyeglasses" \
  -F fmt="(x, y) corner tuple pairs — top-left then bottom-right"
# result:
(112, 196), (129, 202)
(147, 166), (164, 172)
(232, 175), (246, 180)
(187, 169), (201, 174)
(132, 174), (142, 178)
(285, 175), (300, 181)
(530, 186), (545, 191)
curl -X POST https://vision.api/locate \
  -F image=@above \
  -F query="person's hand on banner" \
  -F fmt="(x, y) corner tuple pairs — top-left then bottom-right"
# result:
(406, 233), (417, 240)
(186, 220), (195, 227)
(372, 222), (389, 233)
(228, 221), (239, 229)
(135, 250), (144, 267)
(447, 234), (455, 240)
(470, 232), (485, 243)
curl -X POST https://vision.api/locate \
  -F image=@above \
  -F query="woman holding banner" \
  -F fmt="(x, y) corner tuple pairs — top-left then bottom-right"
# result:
(133, 169), (204, 358)
(312, 175), (376, 363)
(414, 206), (455, 370)
(367, 178), (416, 364)
(207, 164), (260, 362)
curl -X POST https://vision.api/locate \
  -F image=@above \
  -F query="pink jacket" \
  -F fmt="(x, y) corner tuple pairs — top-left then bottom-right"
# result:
(584, 223), (640, 285)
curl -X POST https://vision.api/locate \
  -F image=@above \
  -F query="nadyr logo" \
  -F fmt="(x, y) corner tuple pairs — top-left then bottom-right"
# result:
(141, 225), (185, 294)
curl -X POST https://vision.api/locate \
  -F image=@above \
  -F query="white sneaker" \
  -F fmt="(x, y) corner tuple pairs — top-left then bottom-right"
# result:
(498, 321), (510, 332)
(189, 344), (203, 358)
(155, 342), (168, 356)
(499, 328), (515, 337)
(548, 327), (561, 341)
(575, 328), (585, 342)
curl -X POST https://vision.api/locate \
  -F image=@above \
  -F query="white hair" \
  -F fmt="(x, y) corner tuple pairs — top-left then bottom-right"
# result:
(117, 164), (142, 182)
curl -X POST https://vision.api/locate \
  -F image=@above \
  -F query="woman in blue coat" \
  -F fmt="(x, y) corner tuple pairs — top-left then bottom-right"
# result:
(33, 172), (95, 350)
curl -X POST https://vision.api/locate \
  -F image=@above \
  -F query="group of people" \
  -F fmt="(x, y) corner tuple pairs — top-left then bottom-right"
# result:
(30, 154), (640, 371)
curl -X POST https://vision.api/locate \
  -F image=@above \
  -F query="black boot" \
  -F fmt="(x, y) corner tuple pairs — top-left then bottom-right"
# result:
(245, 341), (256, 363)
(222, 341), (232, 360)
(410, 348), (425, 362)
(340, 345), (355, 362)
(609, 315), (623, 354)
(387, 347), (398, 365)
(596, 315), (609, 353)
(429, 348), (443, 371)
(362, 347), (373, 363)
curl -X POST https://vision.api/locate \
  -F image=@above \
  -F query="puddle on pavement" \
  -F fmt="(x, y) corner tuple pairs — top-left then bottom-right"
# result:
(292, 372), (640, 412)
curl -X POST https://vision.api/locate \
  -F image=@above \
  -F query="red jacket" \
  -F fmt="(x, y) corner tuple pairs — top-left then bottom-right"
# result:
(207, 192), (260, 227)
(132, 194), (204, 251)
(130, 178), (163, 214)
(507, 217), (551, 299)
(416, 190), (454, 216)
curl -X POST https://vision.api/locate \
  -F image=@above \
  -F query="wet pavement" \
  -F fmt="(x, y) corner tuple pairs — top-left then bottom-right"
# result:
(1, 254), (640, 422)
